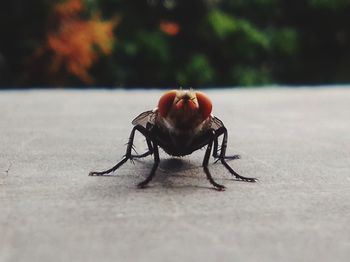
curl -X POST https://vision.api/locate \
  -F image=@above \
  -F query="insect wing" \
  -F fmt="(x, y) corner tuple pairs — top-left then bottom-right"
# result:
(210, 116), (225, 131)
(131, 110), (156, 127)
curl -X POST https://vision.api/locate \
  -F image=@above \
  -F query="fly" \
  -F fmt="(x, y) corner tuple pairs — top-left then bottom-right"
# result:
(89, 89), (257, 190)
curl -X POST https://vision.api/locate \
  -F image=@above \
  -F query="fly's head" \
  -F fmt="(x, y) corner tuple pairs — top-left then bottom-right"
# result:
(157, 89), (212, 131)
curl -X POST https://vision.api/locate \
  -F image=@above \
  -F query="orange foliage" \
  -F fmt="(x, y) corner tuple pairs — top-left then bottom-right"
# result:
(160, 21), (180, 36)
(44, 0), (117, 84)
(55, 0), (84, 18)
(89, 16), (116, 54)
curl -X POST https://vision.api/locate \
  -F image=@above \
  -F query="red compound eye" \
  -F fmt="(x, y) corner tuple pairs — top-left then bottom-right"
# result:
(196, 91), (212, 120)
(158, 90), (177, 117)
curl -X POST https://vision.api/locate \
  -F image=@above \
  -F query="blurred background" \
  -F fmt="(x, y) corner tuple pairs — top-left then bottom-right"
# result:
(0, 0), (350, 88)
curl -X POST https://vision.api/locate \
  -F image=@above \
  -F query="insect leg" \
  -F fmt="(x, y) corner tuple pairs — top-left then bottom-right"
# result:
(130, 138), (154, 159)
(212, 127), (240, 161)
(89, 125), (142, 176)
(218, 127), (257, 182)
(137, 141), (160, 188)
(213, 135), (220, 158)
(203, 131), (226, 191)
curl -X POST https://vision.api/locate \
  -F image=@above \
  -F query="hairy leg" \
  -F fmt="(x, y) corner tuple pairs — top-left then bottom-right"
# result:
(89, 125), (153, 176)
(212, 128), (240, 161)
(202, 131), (226, 190)
(216, 127), (257, 182)
(130, 138), (154, 159)
(137, 141), (160, 188)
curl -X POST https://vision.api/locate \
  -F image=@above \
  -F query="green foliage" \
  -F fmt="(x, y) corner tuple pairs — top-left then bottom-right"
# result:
(134, 31), (170, 64)
(231, 66), (272, 86)
(1, 0), (350, 87)
(208, 9), (270, 49)
(176, 54), (215, 86)
(208, 10), (238, 39)
(269, 28), (298, 55)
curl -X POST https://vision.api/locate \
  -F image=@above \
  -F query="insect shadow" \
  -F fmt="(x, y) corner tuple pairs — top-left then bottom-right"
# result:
(134, 157), (233, 190)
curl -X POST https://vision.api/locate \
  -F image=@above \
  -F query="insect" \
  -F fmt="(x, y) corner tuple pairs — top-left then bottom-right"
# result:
(89, 89), (257, 190)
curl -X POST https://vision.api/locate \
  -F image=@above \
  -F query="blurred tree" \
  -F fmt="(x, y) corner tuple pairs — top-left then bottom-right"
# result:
(1, 0), (350, 87)
(43, 0), (117, 84)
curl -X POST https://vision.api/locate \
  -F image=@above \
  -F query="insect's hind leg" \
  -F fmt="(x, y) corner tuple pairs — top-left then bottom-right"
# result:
(216, 127), (257, 182)
(89, 125), (146, 176)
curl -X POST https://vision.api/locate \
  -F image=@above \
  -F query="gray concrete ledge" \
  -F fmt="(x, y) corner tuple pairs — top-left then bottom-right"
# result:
(1, 87), (350, 262)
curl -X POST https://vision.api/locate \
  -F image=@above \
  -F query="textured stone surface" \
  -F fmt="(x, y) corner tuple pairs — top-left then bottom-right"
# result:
(1, 87), (350, 262)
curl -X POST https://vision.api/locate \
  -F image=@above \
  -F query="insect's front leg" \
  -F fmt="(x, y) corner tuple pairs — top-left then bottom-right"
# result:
(130, 138), (154, 160)
(216, 127), (257, 182)
(89, 125), (143, 176)
(137, 140), (160, 188)
(202, 130), (226, 191)
(213, 127), (240, 161)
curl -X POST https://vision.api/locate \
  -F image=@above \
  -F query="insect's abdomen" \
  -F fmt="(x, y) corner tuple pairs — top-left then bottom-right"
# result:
(160, 137), (196, 156)
(152, 125), (208, 156)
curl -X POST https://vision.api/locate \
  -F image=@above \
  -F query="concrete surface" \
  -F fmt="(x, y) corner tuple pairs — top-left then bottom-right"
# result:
(0, 87), (350, 262)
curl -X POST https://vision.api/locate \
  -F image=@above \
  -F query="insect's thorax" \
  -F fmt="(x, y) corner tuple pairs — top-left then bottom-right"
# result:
(153, 115), (212, 156)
